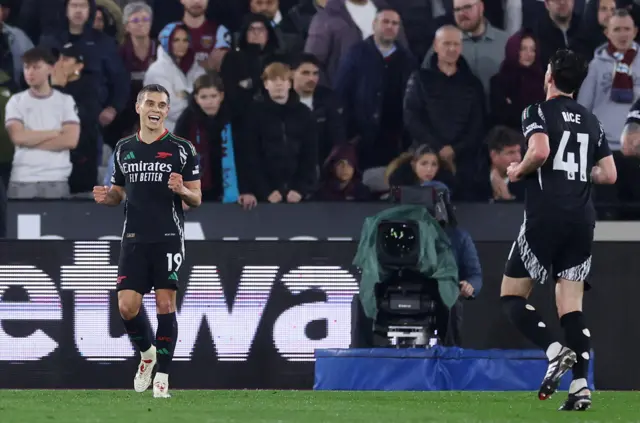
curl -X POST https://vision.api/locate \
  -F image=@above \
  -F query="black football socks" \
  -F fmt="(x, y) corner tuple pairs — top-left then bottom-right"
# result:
(156, 312), (178, 374)
(561, 311), (591, 389)
(122, 312), (153, 354)
(501, 295), (561, 358)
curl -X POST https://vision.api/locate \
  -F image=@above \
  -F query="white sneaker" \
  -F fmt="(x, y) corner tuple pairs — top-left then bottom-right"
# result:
(153, 372), (171, 398)
(133, 346), (156, 393)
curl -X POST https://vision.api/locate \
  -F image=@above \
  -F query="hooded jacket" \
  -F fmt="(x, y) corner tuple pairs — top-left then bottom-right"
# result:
(490, 29), (545, 130)
(577, 42), (640, 151)
(95, 0), (125, 44)
(143, 22), (207, 131)
(219, 14), (280, 118)
(314, 144), (371, 201)
(39, 0), (129, 113)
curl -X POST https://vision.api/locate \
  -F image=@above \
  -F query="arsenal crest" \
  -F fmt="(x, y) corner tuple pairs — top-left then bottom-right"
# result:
(201, 35), (214, 50)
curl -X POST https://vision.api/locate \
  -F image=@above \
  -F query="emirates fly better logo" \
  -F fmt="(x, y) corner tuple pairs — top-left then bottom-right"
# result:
(122, 161), (173, 183)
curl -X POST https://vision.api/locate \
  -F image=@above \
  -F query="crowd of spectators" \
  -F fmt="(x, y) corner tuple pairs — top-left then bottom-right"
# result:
(0, 0), (639, 217)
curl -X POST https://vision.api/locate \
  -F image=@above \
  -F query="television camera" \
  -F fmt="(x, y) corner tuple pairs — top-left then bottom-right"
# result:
(352, 184), (456, 349)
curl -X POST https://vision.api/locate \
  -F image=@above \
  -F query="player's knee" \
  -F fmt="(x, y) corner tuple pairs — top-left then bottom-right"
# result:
(118, 300), (141, 320)
(155, 290), (176, 314)
(155, 297), (176, 314)
(555, 279), (584, 316)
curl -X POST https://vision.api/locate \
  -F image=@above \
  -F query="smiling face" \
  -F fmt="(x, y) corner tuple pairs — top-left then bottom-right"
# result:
(136, 90), (170, 131)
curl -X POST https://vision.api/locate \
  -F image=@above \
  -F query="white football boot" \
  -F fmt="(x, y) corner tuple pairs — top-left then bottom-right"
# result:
(133, 346), (157, 392)
(153, 372), (171, 398)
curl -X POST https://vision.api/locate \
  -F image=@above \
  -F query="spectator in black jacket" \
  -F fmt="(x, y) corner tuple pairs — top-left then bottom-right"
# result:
(280, 0), (325, 42)
(333, 8), (416, 171)
(531, 0), (582, 67)
(39, 0), (130, 132)
(17, 0), (65, 44)
(404, 25), (485, 201)
(386, 0), (437, 61)
(292, 53), (346, 166)
(249, 0), (304, 55)
(571, 0), (615, 61)
(246, 62), (318, 203)
(50, 42), (102, 195)
(220, 13), (280, 118)
(174, 72), (258, 209)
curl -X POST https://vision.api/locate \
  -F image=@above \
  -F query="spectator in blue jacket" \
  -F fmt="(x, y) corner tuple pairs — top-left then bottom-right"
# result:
(424, 180), (482, 346)
(39, 0), (130, 131)
(332, 8), (416, 171)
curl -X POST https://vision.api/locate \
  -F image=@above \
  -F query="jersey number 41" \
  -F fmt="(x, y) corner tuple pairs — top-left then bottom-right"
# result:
(553, 130), (589, 182)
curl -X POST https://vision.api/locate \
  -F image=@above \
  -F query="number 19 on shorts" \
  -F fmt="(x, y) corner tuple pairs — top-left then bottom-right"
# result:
(166, 253), (183, 272)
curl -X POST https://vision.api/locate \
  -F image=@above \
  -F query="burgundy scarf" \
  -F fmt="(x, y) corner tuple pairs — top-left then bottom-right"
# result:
(608, 42), (637, 104)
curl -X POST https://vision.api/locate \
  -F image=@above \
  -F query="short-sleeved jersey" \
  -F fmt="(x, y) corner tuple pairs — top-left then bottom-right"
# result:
(111, 129), (200, 243)
(521, 96), (612, 223)
(625, 98), (640, 125)
(187, 21), (231, 63)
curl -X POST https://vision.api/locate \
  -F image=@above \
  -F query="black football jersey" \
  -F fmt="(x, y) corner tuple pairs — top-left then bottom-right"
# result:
(521, 96), (612, 223)
(111, 129), (200, 243)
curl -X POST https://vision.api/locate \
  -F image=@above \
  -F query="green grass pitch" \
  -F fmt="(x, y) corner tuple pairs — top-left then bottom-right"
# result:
(1, 390), (639, 422)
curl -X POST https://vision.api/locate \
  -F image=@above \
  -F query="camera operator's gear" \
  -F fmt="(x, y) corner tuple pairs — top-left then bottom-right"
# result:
(353, 204), (459, 347)
(389, 184), (456, 227)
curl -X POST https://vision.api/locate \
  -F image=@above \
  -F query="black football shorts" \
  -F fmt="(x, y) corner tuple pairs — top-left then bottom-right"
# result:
(116, 241), (185, 294)
(504, 218), (594, 289)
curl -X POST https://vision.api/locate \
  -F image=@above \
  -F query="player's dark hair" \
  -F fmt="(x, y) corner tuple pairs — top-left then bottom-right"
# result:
(193, 72), (224, 94)
(22, 47), (56, 66)
(611, 8), (632, 20)
(376, 7), (401, 17)
(291, 53), (321, 70)
(487, 125), (524, 153)
(549, 49), (588, 94)
(136, 84), (171, 105)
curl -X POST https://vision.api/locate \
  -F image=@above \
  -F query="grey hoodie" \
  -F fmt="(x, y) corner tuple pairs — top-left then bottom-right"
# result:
(577, 42), (640, 151)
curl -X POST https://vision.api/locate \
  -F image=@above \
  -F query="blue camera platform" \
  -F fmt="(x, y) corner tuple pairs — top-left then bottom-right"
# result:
(314, 346), (595, 391)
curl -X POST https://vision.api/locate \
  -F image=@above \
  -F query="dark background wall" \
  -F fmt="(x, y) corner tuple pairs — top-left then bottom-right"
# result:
(0, 240), (636, 390)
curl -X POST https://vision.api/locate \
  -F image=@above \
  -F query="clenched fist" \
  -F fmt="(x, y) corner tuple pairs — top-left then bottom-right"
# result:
(93, 186), (109, 204)
(168, 172), (184, 194)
